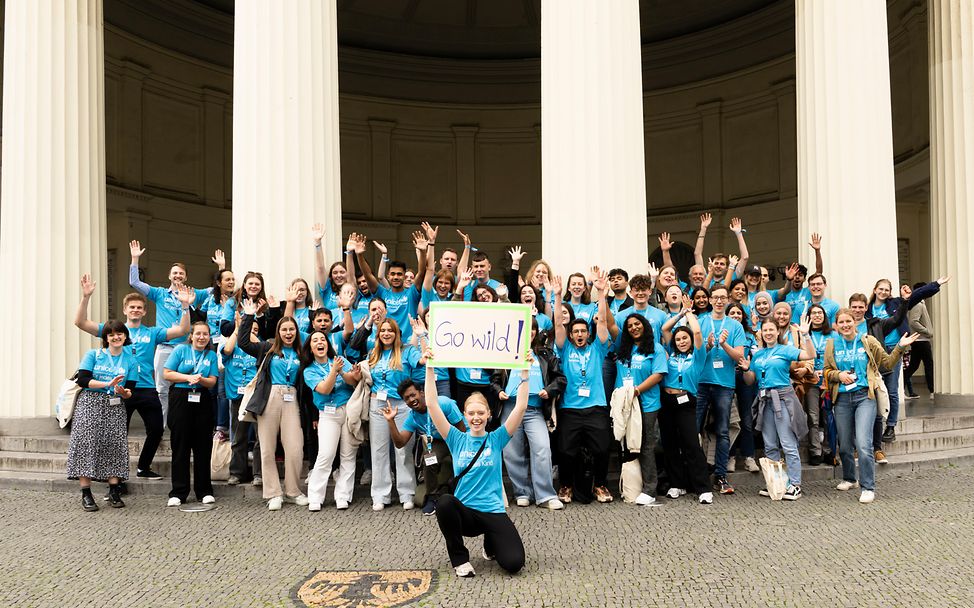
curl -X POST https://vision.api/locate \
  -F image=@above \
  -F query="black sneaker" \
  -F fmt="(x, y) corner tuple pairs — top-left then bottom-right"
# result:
(81, 491), (99, 512)
(108, 485), (126, 508)
(782, 485), (802, 501)
(137, 469), (162, 480)
(422, 498), (436, 516)
(882, 426), (896, 442)
(808, 453), (823, 467)
(716, 477), (735, 495)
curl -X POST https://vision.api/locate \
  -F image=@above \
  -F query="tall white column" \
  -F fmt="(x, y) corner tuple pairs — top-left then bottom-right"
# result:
(232, 0), (343, 295)
(541, 0), (649, 276)
(0, 0), (107, 421)
(796, 0), (900, 304)
(928, 0), (974, 398)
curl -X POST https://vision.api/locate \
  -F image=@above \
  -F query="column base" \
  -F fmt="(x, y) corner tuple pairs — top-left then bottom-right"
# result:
(932, 394), (974, 409)
(0, 417), (65, 436)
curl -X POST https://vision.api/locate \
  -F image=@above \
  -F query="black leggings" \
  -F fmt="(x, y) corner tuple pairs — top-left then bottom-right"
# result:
(658, 392), (711, 494)
(168, 387), (215, 501)
(435, 494), (524, 573)
(903, 341), (934, 393)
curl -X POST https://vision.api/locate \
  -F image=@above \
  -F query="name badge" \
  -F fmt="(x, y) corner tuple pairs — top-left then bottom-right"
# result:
(578, 387), (591, 397)
(622, 377), (634, 389)
(323, 406), (336, 415)
(283, 392), (295, 402)
(713, 361), (724, 369)
(676, 394), (690, 405)
(188, 392), (201, 403)
(469, 369), (482, 380)
(237, 386), (247, 395)
(424, 453), (439, 466)
(760, 389), (768, 398)
(377, 390), (388, 402)
(848, 373), (857, 382)
(109, 396), (122, 406)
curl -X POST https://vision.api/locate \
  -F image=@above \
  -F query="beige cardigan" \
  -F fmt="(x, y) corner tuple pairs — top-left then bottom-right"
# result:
(822, 334), (903, 401)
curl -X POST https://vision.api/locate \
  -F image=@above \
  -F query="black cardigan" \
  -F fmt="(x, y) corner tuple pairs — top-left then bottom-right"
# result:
(489, 346), (566, 421)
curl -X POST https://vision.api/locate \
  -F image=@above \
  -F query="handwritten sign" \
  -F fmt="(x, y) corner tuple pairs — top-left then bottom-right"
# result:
(428, 302), (531, 370)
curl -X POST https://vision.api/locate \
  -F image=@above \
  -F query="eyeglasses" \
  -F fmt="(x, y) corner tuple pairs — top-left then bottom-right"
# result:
(711, 296), (728, 301)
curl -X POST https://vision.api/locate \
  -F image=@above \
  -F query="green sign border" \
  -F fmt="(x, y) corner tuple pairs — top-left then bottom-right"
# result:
(428, 301), (532, 369)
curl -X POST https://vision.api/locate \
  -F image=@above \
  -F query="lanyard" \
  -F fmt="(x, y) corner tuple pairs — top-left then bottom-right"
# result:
(279, 349), (297, 382)
(708, 316), (727, 340)
(836, 336), (860, 372)
(811, 332), (826, 354)
(574, 346), (592, 379)
(674, 353), (692, 382)
(190, 348), (209, 375)
(104, 349), (123, 388)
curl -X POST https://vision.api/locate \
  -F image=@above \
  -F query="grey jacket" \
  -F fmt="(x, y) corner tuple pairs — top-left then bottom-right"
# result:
(907, 302), (933, 341)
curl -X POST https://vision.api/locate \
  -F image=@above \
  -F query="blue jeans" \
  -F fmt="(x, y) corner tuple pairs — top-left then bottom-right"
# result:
(834, 389), (877, 491)
(761, 397), (802, 487)
(881, 355), (902, 427)
(696, 383), (734, 477)
(501, 403), (557, 504)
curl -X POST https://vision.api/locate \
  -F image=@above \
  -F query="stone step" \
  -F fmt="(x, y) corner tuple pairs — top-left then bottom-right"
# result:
(0, 435), (174, 457)
(884, 428), (974, 456)
(0, 450), (176, 477)
(894, 413), (974, 434)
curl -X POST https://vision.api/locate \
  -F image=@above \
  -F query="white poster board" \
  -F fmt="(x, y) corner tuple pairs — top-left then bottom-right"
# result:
(427, 301), (532, 370)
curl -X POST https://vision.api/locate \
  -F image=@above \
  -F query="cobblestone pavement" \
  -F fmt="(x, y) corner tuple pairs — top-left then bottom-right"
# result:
(2, 465), (974, 608)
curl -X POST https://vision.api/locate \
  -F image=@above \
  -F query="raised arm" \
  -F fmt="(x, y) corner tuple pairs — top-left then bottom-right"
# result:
(223, 312), (241, 355)
(424, 360), (452, 439)
(237, 300), (263, 358)
(337, 289), (355, 342)
(795, 315), (816, 361)
(167, 285), (193, 340)
(773, 263), (799, 301)
(373, 240), (390, 289)
(552, 276), (567, 349)
(412, 230), (429, 289)
(686, 311), (704, 348)
(659, 232), (674, 268)
(730, 218), (749, 276)
(661, 295), (691, 344)
(507, 246), (525, 303)
(419, 222), (438, 292)
(809, 233), (824, 275)
(694, 213), (712, 267)
(383, 400), (413, 449)
(128, 240), (151, 296)
(211, 248), (226, 271)
(74, 274), (101, 337)
(594, 270), (610, 344)
(312, 223), (328, 290)
(354, 234), (380, 293)
(723, 255), (739, 288)
(503, 363), (532, 436)
(456, 229), (471, 274)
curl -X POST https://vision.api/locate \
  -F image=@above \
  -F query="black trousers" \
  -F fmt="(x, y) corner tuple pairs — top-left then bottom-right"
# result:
(435, 494), (524, 573)
(558, 407), (611, 488)
(124, 388), (164, 471)
(904, 340), (934, 393)
(422, 438), (454, 502)
(228, 398), (261, 480)
(658, 392), (711, 494)
(168, 387), (215, 501)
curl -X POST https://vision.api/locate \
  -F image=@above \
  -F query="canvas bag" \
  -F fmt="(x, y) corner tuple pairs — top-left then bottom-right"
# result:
(759, 457), (788, 501)
(54, 373), (81, 429)
(619, 459), (642, 503)
(210, 436), (231, 480)
(238, 355), (270, 423)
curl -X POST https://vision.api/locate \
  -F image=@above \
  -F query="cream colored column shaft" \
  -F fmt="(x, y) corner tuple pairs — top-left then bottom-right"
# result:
(232, 0), (343, 295)
(541, 0), (649, 276)
(796, 0), (900, 304)
(0, 0), (107, 420)
(929, 0), (974, 397)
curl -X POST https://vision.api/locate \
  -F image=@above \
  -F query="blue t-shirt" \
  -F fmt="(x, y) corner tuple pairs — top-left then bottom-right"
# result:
(292, 307), (311, 334)
(809, 330), (831, 371)
(446, 425), (511, 514)
(663, 346), (708, 394)
(317, 281), (342, 312)
(871, 304), (900, 348)
(613, 306), (668, 349)
(558, 337), (609, 409)
(456, 366), (490, 386)
(402, 396), (463, 440)
(780, 288), (811, 323)
(421, 287), (453, 310)
(99, 323), (168, 389)
(503, 359), (545, 408)
(831, 335), (870, 393)
(302, 358), (355, 409)
(814, 298), (841, 324)
(222, 346), (256, 398)
(199, 294), (235, 340)
(750, 344), (802, 389)
(371, 345), (424, 400)
(79, 348), (139, 393)
(164, 344), (219, 389)
(568, 301), (598, 324)
(147, 285), (208, 346)
(698, 314), (746, 389)
(376, 285), (422, 342)
(615, 347), (668, 412)
(609, 296), (630, 315)
(535, 312), (553, 333)
(461, 278), (502, 302)
(268, 347), (301, 387)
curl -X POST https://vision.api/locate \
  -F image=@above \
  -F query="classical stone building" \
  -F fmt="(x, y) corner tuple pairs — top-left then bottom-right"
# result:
(1, 0), (971, 426)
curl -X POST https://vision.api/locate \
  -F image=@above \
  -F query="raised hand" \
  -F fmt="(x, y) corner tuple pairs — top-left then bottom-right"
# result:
(739, 356), (751, 372)
(284, 284), (300, 303)
(456, 229), (471, 246)
(311, 298), (323, 311)
(381, 402), (397, 421)
(241, 299), (258, 316)
(129, 240), (145, 260)
(412, 231), (428, 251)
(372, 241), (388, 255)
(80, 274), (96, 297)
(345, 232), (356, 251)
(457, 268), (474, 288)
(176, 285), (195, 306)
(593, 269), (608, 294)
(809, 232), (822, 251)
(707, 257), (715, 274)
(552, 275), (564, 297)
(211, 249), (226, 268)
(728, 254), (739, 270)
(681, 294), (693, 313)
(658, 232), (672, 251)
(337, 290), (353, 310)
(937, 275), (951, 285)
(508, 246), (525, 265)
(729, 217), (743, 234)
(798, 312), (811, 335)
(784, 262), (800, 281)
(421, 222), (438, 243)
(699, 212), (713, 230)
(267, 295), (279, 308)
(353, 234), (367, 255)
(311, 223), (325, 245)
(898, 332), (920, 348)
(647, 262), (659, 280)
(409, 316), (427, 336)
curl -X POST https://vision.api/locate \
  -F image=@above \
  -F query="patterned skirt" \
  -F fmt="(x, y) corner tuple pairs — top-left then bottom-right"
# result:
(66, 390), (129, 481)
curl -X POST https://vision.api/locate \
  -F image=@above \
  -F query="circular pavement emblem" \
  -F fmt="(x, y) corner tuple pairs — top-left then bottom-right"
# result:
(177, 504), (217, 513)
(292, 569), (436, 608)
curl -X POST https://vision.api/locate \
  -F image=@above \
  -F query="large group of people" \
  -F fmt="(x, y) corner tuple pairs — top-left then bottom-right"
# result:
(64, 215), (949, 578)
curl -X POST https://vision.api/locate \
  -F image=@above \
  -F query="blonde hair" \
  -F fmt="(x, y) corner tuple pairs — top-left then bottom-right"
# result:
(368, 319), (403, 370)
(463, 391), (490, 413)
(525, 259), (554, 288)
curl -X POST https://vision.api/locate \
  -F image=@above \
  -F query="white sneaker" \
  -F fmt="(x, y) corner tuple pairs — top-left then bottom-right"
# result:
(402, 500), (415, 510)
(727, 458), (736, 472)
(336, 500), (349, 510)
(308, 502), (322, 512)
(515, 497), (531, 507)
(543, 498), (565, 510)
(267, 496), (283, 511)
(166, 497), (181, 507)
(634, 493), (656, 506)
(859, 490), (876, 504)
(836, 480), (860, 491)
(744, 457), (760, 473)
(284, 494), (309, 506)
(666, 488), (686, 499)
(201, 495), (215, 505)
(372, 501), (385, 511)
(481, 547), (495, 561)
(699, 492), (714, 505)
(454, 562), (476, 578)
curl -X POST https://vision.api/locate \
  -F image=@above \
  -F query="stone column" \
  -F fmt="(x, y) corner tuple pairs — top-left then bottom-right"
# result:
(540, 0), (649, 275)
(0, 0), (108, 423)
(232, 0), (342, 294)
(928, 0), (974, 398)
(795, 0), (900, 304)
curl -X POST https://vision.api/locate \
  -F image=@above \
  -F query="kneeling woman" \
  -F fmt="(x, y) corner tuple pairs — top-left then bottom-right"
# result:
(163, 321), (219, 507)
(740, 318), (817, 500)
(68, 321), (139, 511)
(823, 309), (917, 504)
(425, 355), (530, 577)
